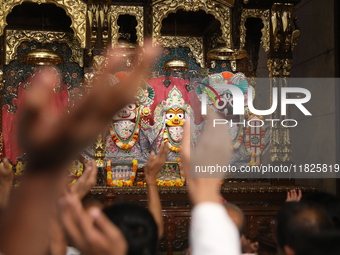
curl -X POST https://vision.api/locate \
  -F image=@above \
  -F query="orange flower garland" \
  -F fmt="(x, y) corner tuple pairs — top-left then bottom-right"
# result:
(176, 158), (186, 182)
(231, 128), (244, 151)
(163, 129), (181, 152)
(110, 124), (140, 150)
(106, 160), (138, 187)
(156, 158), (185, 186)
(156, 179), (185, 187)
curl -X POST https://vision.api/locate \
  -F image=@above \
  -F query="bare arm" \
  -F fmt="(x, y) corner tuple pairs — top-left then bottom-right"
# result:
(71, 160), (98, 199)
(181, 110), (240, 255)
(144, 143), (169, 238)
(58, 188), (127, 255)
(0, 41), (159, 255)
(0, 158), (13, 210)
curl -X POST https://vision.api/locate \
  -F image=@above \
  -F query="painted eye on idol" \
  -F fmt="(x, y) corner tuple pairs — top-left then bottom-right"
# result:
(215, 97), (227, 110)
(177, 113), (184, 119)
(166, 113), (175, 119)
(127, 104), (136, 110)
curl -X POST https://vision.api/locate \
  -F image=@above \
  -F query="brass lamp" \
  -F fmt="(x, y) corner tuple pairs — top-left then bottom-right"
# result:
(163, 57), (189, 71)
(207, 43), (248, 71)
(113, 40), (137, 58)
(111, 40), (137, 67)
(21, 47), (64, 66)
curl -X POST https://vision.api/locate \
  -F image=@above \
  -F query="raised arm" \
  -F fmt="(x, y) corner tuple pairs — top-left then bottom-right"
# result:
(181, 110), (240, 255)
(0, 158), (13, 210)
(144, 143), (169, 238)
(0, 41), (159, 255)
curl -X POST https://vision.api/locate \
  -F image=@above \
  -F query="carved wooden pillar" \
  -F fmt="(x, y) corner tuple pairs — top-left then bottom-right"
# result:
(267, 3), (300, 164)
(0, 70), (3, 158)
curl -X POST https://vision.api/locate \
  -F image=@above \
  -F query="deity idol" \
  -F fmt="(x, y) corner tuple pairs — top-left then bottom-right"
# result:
(152, 86), (194, 161)
(82, 72), (154, 168)
(105, 84), (154, 166)
(195, 71), (269, 167)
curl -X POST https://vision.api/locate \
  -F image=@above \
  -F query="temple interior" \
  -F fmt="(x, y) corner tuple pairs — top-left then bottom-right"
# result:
(0, 0), (338, 254)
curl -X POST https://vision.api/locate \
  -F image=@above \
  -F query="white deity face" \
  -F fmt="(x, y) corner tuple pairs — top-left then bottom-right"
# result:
(113, 104), (137, 121)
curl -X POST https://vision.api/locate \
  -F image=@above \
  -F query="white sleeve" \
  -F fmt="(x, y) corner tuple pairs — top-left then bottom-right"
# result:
(190, 202), (241, 255)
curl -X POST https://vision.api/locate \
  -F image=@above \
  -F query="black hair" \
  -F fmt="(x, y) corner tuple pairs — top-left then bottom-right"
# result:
(301, 191), (340, 229)
(276, 201), (340, 255)
(103, 202), (158, 255)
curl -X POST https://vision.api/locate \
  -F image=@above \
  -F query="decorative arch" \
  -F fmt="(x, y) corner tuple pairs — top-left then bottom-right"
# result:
(0, 0), (87, 48)
(152, 0), (233, 48)
(239, 9), (270, 52)
(109, 5), (144, 47)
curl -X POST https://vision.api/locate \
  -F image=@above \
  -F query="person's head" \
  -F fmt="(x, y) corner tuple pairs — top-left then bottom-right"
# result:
(103, 202), (158, 255)
(225, 203), (245, 235)
(276, 201), (340, 255)
(301, 191), (340, 229)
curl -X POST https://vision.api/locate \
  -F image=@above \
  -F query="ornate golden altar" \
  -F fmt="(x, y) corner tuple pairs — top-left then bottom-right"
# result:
(0, 0), (310, 254)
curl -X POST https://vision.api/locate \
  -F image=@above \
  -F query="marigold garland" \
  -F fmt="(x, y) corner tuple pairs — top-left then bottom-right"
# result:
(106, 159), (138, 187)
(231, 128), (244, 151)
(156, 179), (185, 187)
(176, 158), (186, 182)
(163, 128), (181, 152)
(110, 124), (140, 150)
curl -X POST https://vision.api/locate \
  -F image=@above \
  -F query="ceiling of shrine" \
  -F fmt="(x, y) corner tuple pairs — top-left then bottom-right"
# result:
(160, 10), (219, 37)
(6, 2), (72, 32)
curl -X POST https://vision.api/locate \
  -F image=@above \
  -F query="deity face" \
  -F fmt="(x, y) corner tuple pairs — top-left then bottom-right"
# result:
(213, 92), (234, 117)
(113, 104), (137, 121)
(165, 107), (185, 126)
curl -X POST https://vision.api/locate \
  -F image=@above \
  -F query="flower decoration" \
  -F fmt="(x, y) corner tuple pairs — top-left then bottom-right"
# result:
(106, 159), (138, 187)
(156, 179), (185, 187)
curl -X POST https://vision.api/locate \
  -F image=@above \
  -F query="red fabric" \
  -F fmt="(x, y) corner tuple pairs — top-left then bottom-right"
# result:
(2, 80), (68, 163)
(148, 75), (204, 124)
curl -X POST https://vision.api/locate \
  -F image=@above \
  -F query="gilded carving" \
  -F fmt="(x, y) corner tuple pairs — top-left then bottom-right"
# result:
(0, 70), (4, 92)
(240, 9), (270, 52)
(109, 6), (144, 47)
(158, 36), (204, 68)
(90, 185), (316, 195)
(152, 0), (232, 49)
(267, 58), (294, 163)
(271, 3), (300, 53)
(0, 0), (86, 48)
(94, 133), (106, 167)
(88, 4), (99, 50)
(5, 30), (83, 67)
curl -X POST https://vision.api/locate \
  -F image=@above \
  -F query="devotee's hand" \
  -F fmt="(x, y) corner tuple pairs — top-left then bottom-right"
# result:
(144, 143), (169, 238)
(144, 143), (169, 184)
(181, 110), (232, 205)
(18, 40), (159, 173)
(286, 189), (302, 202)
(71, 160), (98, 199)
(0, 158), (13, 209)
(59, 189), (127, 255)
(241, 235), (259, 254)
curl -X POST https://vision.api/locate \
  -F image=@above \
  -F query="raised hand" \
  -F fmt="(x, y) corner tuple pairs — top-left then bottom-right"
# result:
(71, 160), (98, 199)
(18, 41), (159, 173)
(286, 189), (302, 202)
(0, 158), (13, 209)
(144, 143), (169, 238)
(181, 109), (232, 205)
(145, 143), (169, 184)
(59, 189), (127, 255)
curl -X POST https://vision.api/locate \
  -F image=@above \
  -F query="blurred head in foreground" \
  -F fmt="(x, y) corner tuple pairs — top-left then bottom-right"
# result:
(103, 203), (158, 255)
(276, 201), (340, 255)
